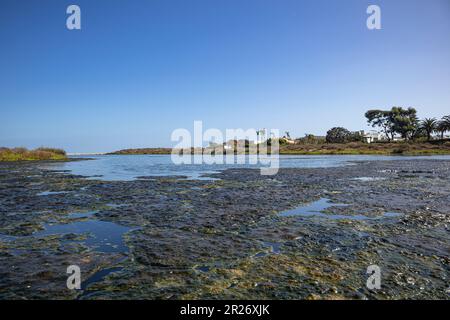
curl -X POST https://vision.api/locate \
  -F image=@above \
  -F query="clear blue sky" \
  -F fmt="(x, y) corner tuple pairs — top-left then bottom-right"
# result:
(1, 0), (449, 152)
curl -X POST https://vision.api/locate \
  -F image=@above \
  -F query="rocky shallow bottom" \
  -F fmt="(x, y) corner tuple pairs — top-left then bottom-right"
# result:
(0, 159), (449, 299)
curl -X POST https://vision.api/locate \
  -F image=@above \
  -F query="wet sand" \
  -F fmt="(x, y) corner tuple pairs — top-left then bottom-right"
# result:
(0, 159), (449, 299)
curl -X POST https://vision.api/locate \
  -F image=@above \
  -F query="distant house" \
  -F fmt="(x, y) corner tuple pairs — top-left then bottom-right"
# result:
(360, 130), (384, 144)
(392, 136), (405, 142)
(256, 129), (267, 144)
(359, 130), (408, 143)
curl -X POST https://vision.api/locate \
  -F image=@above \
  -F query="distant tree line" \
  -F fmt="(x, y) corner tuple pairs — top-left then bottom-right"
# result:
(364, 107), (450, 142)
(322, 107), (450, 144)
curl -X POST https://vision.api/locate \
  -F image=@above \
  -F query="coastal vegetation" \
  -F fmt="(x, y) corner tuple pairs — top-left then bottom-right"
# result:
(107, 148), (172, 155)
(279, 141), (450, 155)
(365, 107), (450, 142)
(0, 147), (67, 161)
(110, 109), (450, 156)
(110, 141), (450, 156)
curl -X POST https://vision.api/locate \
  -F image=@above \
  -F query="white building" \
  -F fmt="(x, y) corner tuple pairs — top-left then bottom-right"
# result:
(361, 130), (384, 144)
(256, 129), (267, 144)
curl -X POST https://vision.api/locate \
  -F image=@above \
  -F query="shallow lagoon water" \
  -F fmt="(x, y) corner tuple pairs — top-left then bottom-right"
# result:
(37, 191), (69, 196)
(0, 211), (133, 254)
(279, 198), (403, 220)
(352, 177), (386, 182)
(279, 198), (348, 218)
(34, 219), (133, 253)
(42, 154), (450, 181)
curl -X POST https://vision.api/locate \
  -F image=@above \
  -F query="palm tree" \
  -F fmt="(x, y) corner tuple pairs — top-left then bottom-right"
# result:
(437, 115), (450, 140)
(420, 118), (437, 141)
(437, 121), (446, 140)
(444, 115), (450, 125)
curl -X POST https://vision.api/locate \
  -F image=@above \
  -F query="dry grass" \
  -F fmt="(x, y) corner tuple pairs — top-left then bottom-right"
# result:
(279, 141), (450, 155)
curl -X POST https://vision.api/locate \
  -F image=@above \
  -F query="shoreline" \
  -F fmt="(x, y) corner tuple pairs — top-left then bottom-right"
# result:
(4, 142), (449, 162)
(98, 152), (450, 157)
(2, 150), (450, 163)
(106, 142), (450, 157)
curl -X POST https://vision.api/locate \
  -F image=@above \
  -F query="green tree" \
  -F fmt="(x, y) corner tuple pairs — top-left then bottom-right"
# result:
(420, 118), (437, 141)
(365, 109), (394, 141)
(390, 107), (419, 140)
(437, 116), (450, 139)
(326, 127), (352, 143)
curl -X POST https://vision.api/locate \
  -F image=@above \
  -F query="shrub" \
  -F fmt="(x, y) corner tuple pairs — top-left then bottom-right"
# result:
(36, 147), (66, 156)
(11, 147), (28, 154)
(295, 134), (326, 145)
(326, 127), (352, 143)
(0, 147), (67, 161)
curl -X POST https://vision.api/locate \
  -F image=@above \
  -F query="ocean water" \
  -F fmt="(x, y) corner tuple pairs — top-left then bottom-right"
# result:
(39, 154), (450, 181)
